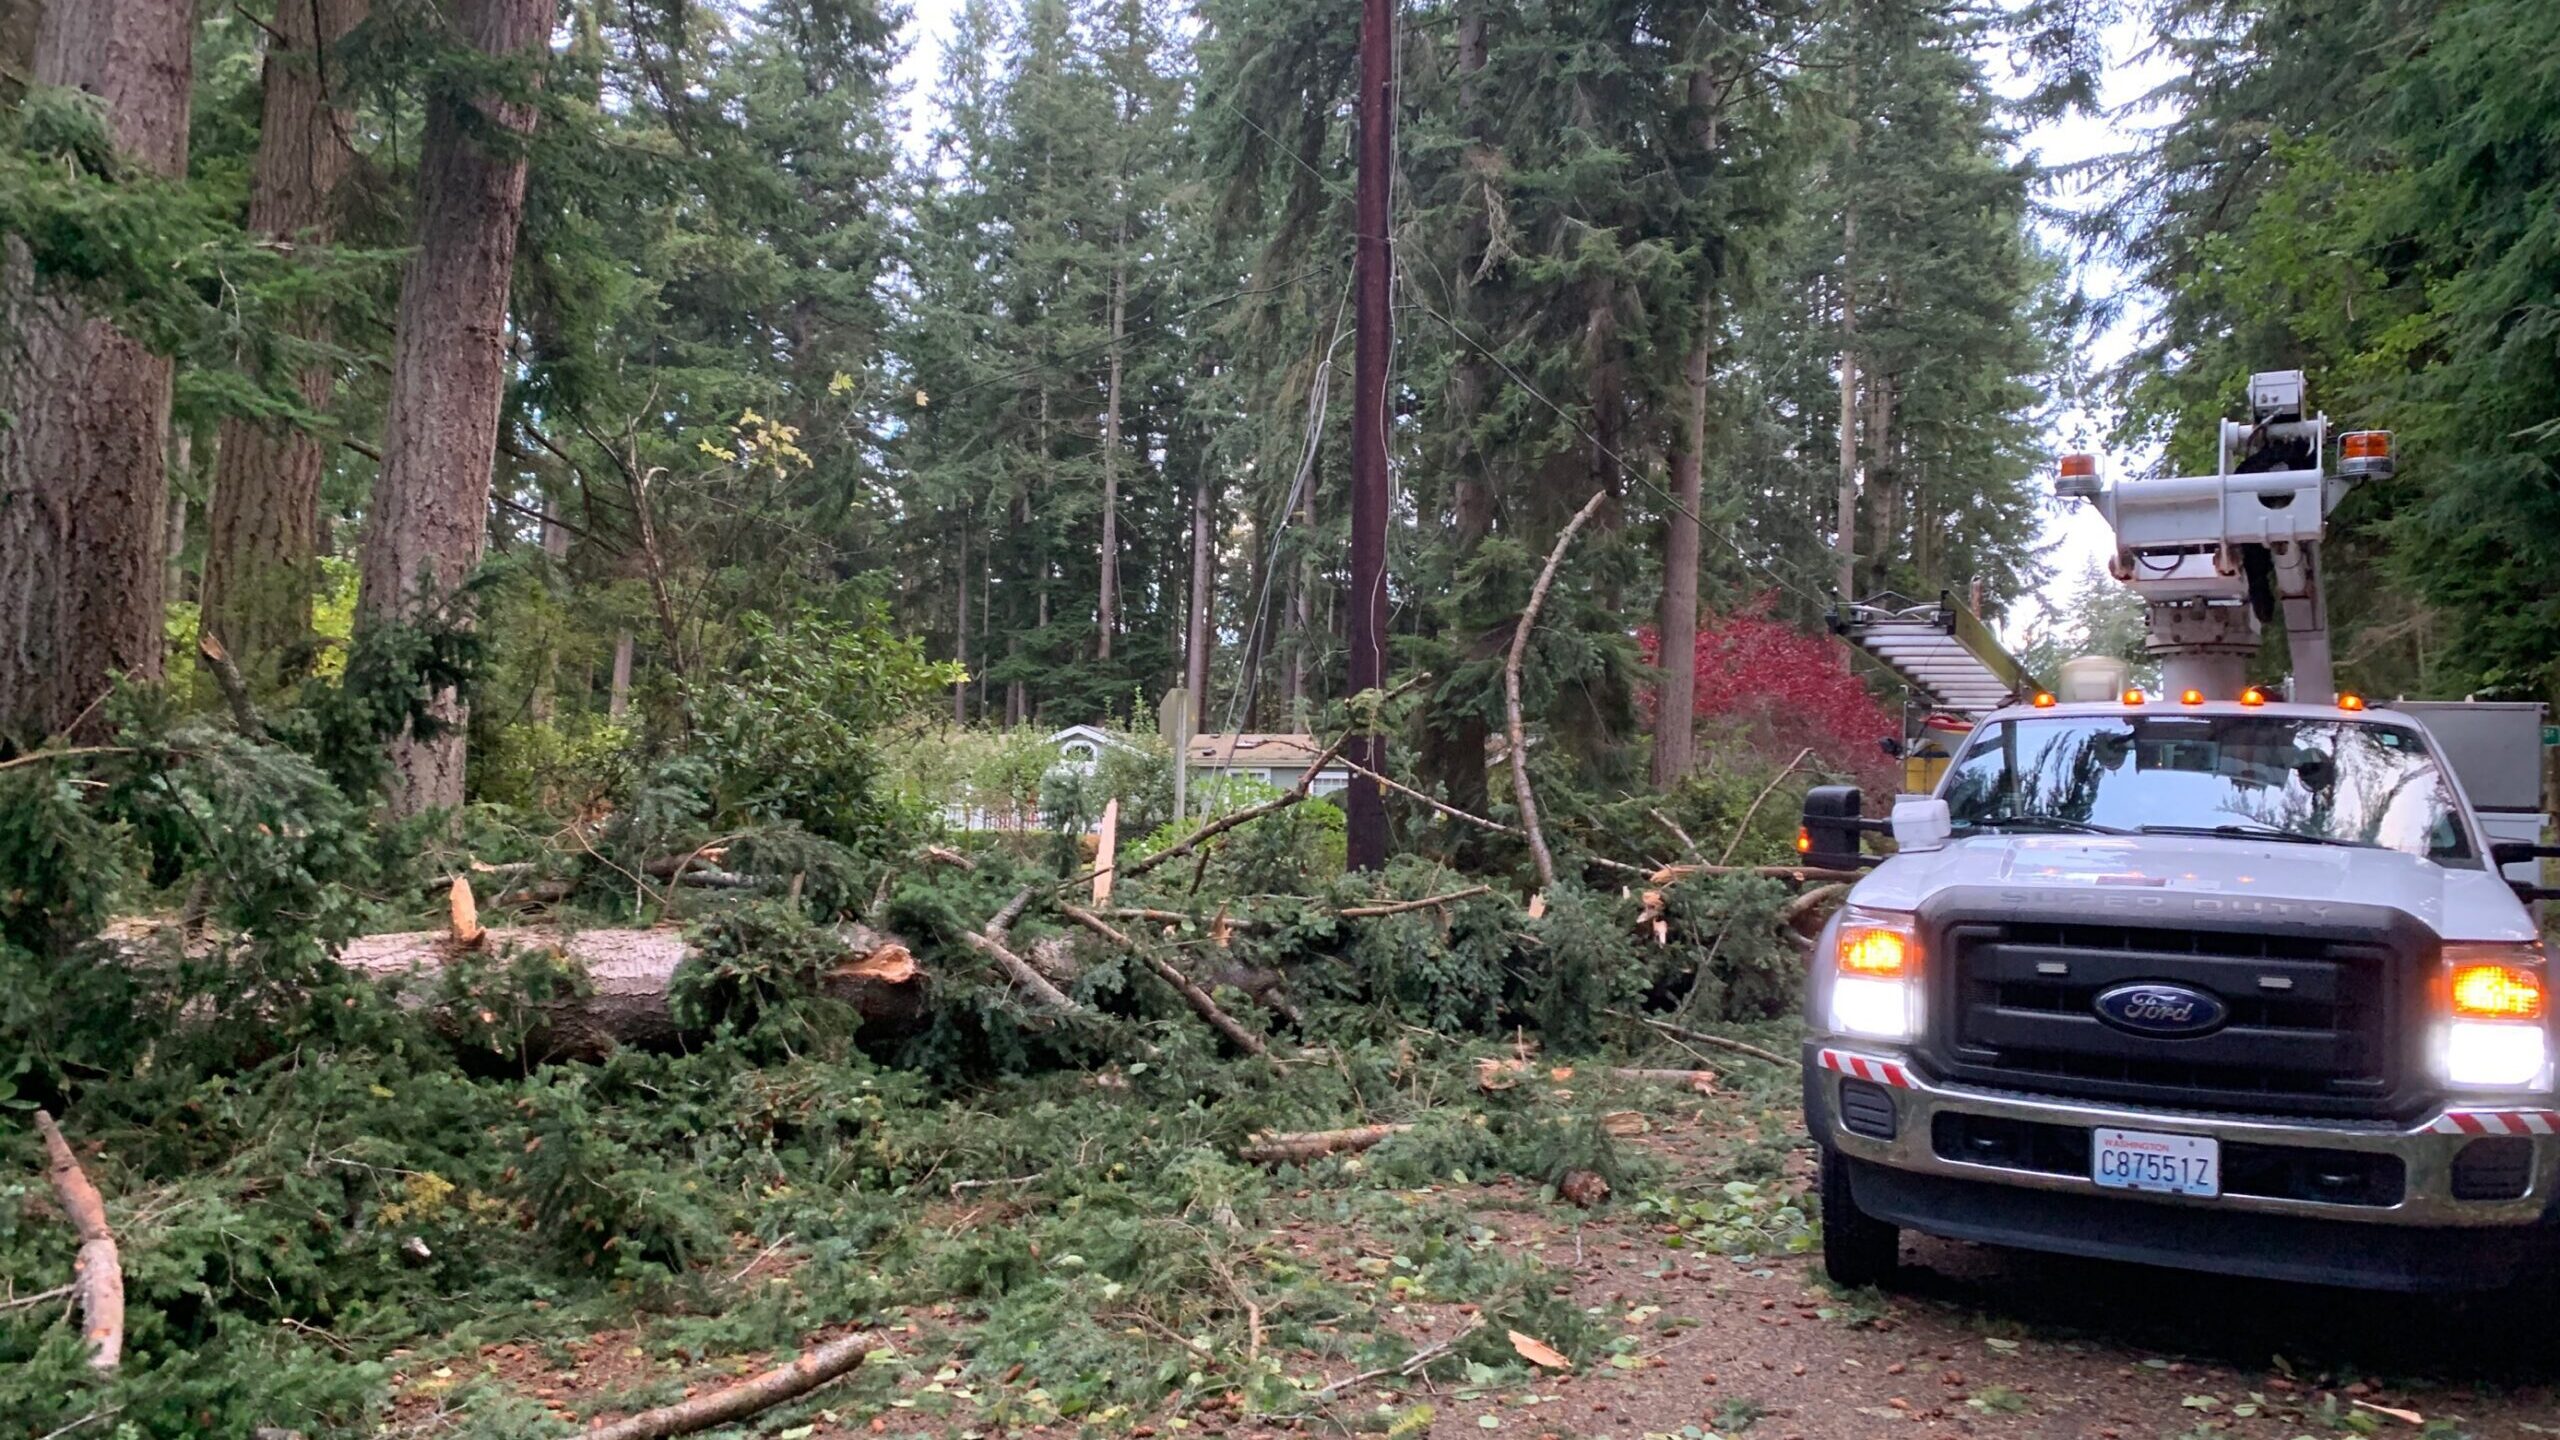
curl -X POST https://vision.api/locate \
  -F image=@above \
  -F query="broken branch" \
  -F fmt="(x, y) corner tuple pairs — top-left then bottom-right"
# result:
(1505, 490), (1609, 894)
(584, 1330), (885, 1440)
(1062, 905), (1269, 1057)
(1647, 861), (1866, 886)
(1335, 886), (1493, 918)
(1236, 1123), (1415, 1165)
(1717, 745), (1815, 866)
(960, 928), (1087, 1015)
(1606, 1009), (1797, 1068)
(195, 631), (268, 741)
(33, 1110), (122, 1371)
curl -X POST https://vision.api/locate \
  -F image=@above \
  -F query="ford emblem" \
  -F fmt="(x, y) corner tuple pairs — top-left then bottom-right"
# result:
(2092, 982), (2229, 1037)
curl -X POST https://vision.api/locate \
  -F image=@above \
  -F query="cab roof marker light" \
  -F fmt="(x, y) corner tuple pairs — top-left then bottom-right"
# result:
(2180, 688), (2205, 706)
(2239, 686), (2269, 707)
(2031, 691), (2057, 709)
(2121, 688), (2147, 706)
(2338, 692), (2367, 711)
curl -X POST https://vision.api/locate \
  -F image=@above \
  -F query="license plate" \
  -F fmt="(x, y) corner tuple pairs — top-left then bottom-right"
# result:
(2092, 1127), (2220, 1198)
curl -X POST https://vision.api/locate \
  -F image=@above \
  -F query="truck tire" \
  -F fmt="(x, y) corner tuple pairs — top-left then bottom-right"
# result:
(1819, 1143), (1900, 1289)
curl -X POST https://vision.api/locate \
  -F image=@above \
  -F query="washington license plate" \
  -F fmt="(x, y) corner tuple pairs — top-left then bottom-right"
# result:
(2092, 1127), (2220, 1198)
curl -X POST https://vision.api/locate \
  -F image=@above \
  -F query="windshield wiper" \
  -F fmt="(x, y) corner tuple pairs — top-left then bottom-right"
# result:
(1957, 816), (2131, 836)
(2135, 823), (2378, 849)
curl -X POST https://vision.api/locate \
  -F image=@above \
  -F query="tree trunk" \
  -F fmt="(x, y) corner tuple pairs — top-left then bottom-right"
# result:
(0, 0), (192, 748)
(164, 429), (191, 605)
(1654, 324), (1707, 786)
(1185, 462), (1212, 720)
(0, 0), (40, 97)
(356, 0), (554, 815)
(1862, 365), (1896, 594)
(1834, 222), (1859, 608)
(608, 628), (633, 719)
(953, 517), (969, 723)
(1653, 57), (1725, 788)
(1423, 0), (1498, 840)
(333, 924), (924, 1062)
(199, 0), (367, 693)
(1097, 261), (1124, 661)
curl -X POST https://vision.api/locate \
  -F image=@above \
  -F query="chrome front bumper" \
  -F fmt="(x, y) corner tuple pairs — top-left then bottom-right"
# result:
(1814, 1044), (2560, 1228)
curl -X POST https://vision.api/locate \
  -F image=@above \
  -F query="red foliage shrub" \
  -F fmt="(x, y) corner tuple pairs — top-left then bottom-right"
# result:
(1640, 595), (1902, 788)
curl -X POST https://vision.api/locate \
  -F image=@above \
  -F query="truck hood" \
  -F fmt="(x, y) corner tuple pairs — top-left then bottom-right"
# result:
(1854, 833), (2535, 942)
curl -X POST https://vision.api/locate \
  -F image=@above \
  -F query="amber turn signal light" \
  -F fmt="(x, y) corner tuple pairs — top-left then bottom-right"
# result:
(2451, 963), (2546, 1021)
(1838, 926), (1914, 978)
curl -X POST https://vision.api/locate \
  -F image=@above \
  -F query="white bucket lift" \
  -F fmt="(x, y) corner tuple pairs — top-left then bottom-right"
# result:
(2054, 369), (2393, 701)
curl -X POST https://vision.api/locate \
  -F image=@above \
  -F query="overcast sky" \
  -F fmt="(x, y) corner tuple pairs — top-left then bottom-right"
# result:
(886, 4), (2180, 638)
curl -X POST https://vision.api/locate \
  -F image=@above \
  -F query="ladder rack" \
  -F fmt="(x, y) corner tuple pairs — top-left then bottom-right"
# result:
(1830, 592), (2038, 724)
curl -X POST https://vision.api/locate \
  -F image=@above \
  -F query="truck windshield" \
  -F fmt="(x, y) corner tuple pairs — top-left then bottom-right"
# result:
(1939, 714), (2476, 865)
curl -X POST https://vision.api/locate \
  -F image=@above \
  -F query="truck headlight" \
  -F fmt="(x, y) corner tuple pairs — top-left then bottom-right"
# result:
(1828, 907), (1920, 1041)
(2437, 943), (2550, 1091)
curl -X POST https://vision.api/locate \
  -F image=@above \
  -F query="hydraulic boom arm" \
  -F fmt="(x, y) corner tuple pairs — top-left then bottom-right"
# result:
(2054, 371), (2392, 700)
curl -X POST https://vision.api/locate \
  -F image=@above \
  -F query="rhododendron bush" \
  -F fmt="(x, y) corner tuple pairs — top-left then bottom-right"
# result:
(1640, 596), (1902, 791)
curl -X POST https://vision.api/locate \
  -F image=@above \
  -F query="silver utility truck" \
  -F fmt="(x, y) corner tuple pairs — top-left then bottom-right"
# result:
(1800, 374), (2560, 1291)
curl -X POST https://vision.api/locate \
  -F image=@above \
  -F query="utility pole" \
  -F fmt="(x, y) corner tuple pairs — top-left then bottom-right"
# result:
(1345, 0), (1392, 872)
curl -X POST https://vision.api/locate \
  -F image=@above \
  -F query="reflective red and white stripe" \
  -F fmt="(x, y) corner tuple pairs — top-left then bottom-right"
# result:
(2428, 1110), (2560, 1136)
(1818, 1049), (1913, 1089)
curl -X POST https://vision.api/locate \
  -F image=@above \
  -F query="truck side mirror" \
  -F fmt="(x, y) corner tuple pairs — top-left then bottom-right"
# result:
(1891, 795), (1952, 851)
(2490, 841), (2560, 868)
(1800, 785), (1866, 869)
(2509, 880), (2560, 905)
(1877, 735), (1906, 759)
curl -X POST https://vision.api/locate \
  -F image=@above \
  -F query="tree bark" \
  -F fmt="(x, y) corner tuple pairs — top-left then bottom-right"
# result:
(0, 0), (193, 747)
(356, 0), (554, 815)
(1862, 364), (1896, 594)
(199, 0), (368, 693)
(0, 0), (41, 99)
(1184, 462), (1212, 721)
(1097, 260), (1124, 661)
(1833, 113), (1860, 613)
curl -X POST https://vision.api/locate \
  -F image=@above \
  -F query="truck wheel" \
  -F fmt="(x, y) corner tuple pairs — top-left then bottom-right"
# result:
(1819, 1143), (1900, 1289)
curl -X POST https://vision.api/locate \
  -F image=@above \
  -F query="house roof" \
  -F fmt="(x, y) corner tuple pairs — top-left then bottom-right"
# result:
(1187, 733), (1336, 769)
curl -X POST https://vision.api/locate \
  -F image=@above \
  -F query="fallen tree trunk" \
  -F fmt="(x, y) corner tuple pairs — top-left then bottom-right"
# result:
(33, 1110), (122, 1372)
(586, 1329), (885, 1440)
(334, 924), (926, 1061)
(1236, 1123), (1414, 1165)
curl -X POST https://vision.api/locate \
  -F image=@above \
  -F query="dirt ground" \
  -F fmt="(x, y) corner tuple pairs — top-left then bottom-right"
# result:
(389, 1104), (2560, 1440)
